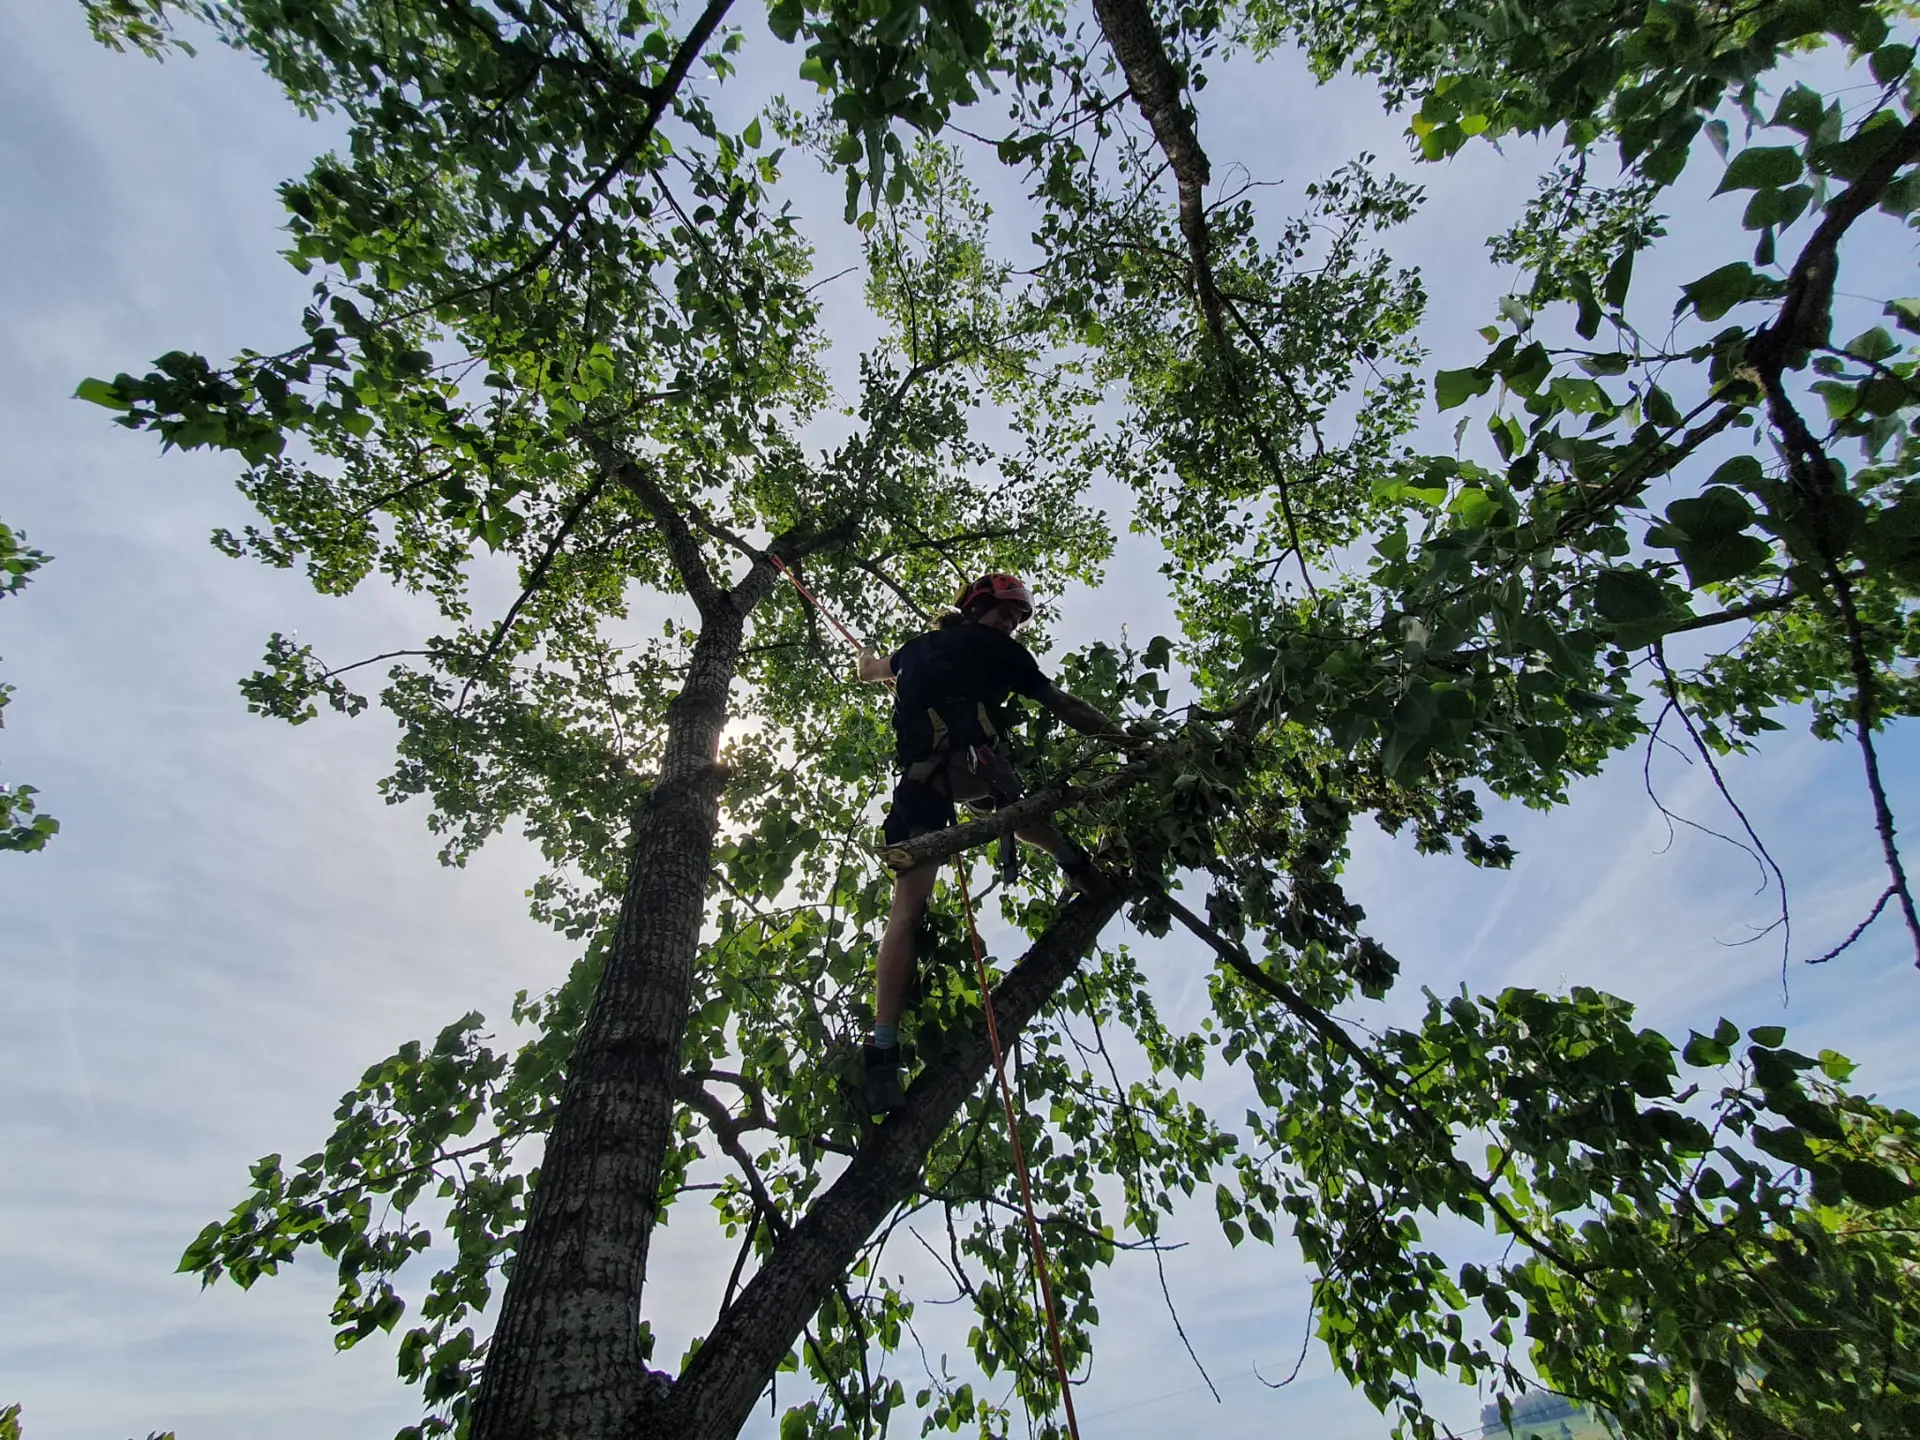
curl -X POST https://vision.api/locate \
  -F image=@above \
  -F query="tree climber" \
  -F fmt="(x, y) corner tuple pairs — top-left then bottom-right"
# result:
(856, 573), (1134, 1114)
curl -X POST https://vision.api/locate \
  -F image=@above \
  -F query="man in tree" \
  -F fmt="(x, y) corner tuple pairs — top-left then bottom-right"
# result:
(856, 572), (1128, 1111)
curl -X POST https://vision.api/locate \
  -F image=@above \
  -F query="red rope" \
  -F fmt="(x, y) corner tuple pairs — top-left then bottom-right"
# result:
(769, 554), (865, 654)
(954, 857), (1084, 1440)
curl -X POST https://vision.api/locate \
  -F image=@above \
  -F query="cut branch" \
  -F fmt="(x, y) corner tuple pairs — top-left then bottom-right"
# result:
(872, 757), (1160, 872)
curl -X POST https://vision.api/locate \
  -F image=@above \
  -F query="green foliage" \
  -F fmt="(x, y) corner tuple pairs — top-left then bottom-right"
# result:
(0, 521), (57, 853)
(75, 0), (1920, 1438)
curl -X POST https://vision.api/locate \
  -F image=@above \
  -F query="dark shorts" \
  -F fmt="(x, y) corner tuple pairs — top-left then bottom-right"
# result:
(881, 748), (1024, 847)
(882, 777), (957, 846)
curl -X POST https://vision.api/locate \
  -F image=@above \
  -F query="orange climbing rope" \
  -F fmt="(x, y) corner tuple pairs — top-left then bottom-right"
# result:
(774, 554), (1081, 1434)
(954, 857), (1084, 1440)
(769, 554), (866, 654)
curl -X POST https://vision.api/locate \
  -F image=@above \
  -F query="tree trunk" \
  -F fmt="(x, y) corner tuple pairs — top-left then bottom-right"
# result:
(470, 449), (783, 1440)
(660, 885), (1126, 1440)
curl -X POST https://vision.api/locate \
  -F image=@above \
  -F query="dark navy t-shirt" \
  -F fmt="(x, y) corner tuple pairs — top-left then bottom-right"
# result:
(889, 624), (1048, 759)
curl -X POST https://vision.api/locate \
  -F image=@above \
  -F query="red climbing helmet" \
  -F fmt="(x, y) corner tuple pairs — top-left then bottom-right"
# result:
(956, 573), (1033, 622)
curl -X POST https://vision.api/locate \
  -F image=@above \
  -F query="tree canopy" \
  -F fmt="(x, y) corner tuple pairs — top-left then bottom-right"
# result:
(68, 0), (1920, 1438)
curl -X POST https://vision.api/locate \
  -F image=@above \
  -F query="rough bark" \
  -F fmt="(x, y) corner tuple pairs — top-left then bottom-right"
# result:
(468, 446), (782, 1440)
(660, 884), (1127, 1440)
(1089, 0), (1217, 328)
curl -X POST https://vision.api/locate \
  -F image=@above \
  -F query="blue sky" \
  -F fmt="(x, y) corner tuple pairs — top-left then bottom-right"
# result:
(2, 5), (1917, 1440)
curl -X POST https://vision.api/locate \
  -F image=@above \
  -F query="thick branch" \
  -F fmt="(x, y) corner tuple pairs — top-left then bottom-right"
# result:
(1661, 587), (1797, 636)
(663, 887), (1126, 1440)
(586, 437), (726, 616)
(872, 758), (1159, 871)
(683, 1081), (790, 1238)
(1749, 115), (1920, 374)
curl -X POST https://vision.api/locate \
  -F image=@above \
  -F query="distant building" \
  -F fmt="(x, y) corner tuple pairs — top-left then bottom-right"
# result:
(1480, 1392), (1577, 1433)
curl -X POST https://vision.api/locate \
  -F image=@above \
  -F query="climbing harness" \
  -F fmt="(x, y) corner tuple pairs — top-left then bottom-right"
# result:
(955, 856), (1083, 1440)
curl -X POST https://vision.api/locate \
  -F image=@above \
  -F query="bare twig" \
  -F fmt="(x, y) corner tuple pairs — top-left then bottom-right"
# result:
(1651, 643), (1792, 994)
(1641, 697), (1769, 888)
(1808, 885), (1897, 965)
(1077, 975), (1218, 1403)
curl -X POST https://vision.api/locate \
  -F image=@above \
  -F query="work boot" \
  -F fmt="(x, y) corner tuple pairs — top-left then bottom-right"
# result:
(997, 830), (1021, 887)
(863, 1041), (906, 1115)
(1056, 839), (1103, 896)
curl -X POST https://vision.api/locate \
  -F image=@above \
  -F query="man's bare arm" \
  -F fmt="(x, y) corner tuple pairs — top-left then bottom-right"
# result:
(857, 650), (894, 684)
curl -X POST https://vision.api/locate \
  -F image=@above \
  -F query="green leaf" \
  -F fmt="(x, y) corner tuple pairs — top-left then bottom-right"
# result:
(1679, 263), (1778, 321)
(1593, 568), (1668, 624)
(1522, 725), (1567, 768)
(74, 376), (131, 410)
(1667, 486), (1756, 543)
(1774, 83), (1826, 136)
(742, 117), (763, 149)
(1817, 1048), (1858, 1082)
(1846, 326), (1899, 362)
(1886, 298), (1920, 335)
(1747, 1025), (1787, 1047)
(1709, 454), (1764, 490)
(1871, 43), (1915, 86)
(1435, 366), (1494, 411)
(1716, 146), (1804, 195)
(1603, 250), (1634, 310)
(1742, 184), (1812, 232)
(766, 0), (803, 41)
(1548, 376), (1611, 414)
(1683, 1030), (1732, 1066)
(1662, 488), (1770, 585)
(1835, 1159), (1916, 1209)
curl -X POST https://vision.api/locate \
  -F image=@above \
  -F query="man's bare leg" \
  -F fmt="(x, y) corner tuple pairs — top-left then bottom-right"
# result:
(875, 862), (940, 1030)
(1014, 820), (1096, 883)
